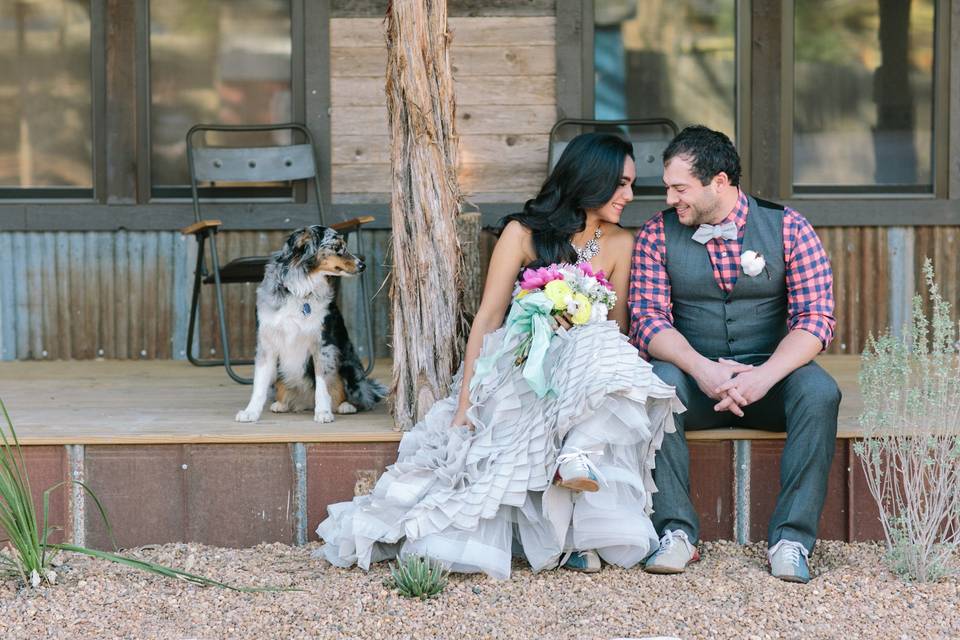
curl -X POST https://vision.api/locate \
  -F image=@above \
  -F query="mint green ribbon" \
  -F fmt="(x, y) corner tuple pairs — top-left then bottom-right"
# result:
(471, 291), (556, 397)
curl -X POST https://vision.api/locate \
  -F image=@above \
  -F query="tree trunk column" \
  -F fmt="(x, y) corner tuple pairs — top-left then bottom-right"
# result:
(386, 0), (466, 430)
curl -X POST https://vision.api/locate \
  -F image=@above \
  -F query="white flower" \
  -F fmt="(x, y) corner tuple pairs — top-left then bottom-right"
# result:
(589, 302), (608, 324)
(741, 250), (766, 277)
(30, 570), (41, 588)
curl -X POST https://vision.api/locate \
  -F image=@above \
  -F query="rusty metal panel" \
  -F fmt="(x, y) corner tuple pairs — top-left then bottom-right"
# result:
(306, 442), (399, 537)
(848, 445), (885, 542)
(820, 227), (890, 354)
(748, 439), (850, 543)
(688, 441), (735, 541)
(5, 446), (71, 545)
(184, 444), (295, 547)
(84, 445), (187, 550)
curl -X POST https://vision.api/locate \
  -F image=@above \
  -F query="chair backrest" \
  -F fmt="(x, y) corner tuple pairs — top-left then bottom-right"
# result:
(547, 118), (680, 190)
(186, 122), (326, 225)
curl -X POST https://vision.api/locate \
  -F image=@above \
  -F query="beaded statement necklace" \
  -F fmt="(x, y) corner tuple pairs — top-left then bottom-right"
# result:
(572, 226), (602, 264)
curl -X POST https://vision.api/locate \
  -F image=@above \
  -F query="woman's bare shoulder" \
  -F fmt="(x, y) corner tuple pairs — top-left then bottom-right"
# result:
(501, 219), (532, 239)
(604, 224), (635, 250)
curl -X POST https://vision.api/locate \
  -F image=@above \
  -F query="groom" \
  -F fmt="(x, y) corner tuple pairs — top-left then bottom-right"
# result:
(628, 125), (840, 583)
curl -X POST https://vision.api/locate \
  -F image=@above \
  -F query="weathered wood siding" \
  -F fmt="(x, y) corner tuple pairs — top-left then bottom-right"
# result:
(330, 16), (556, 204)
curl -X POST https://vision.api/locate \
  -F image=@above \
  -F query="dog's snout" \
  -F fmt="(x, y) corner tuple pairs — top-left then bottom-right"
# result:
(356, 259), (366, 273)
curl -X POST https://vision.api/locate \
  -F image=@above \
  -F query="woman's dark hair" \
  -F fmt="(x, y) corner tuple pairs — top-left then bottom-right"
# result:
(662, 125), (741, 186)
(501, 132), (633, 268)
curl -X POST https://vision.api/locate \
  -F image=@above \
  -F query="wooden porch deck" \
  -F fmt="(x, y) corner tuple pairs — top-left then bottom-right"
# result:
(0, 355), (862, 445)
(0, 355), (881, 549)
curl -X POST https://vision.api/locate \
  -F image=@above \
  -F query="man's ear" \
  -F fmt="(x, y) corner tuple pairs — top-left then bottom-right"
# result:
(712, 171), (730, 190)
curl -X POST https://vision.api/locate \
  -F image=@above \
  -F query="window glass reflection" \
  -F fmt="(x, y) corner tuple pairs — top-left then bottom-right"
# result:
(594, 1), (736, 138)
(150, 0), (292, 191)
(0, 1), (92, 191)
(794, 0), (935, 191)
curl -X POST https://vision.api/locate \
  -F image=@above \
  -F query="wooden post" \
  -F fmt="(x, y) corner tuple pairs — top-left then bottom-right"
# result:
(386, 0), (467, 431)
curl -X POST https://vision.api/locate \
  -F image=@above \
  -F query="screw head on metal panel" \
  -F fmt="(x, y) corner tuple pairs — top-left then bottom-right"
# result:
(248, 160), (257, 168)
(213, 159), (222, 168)
(181, 464), (188, 470)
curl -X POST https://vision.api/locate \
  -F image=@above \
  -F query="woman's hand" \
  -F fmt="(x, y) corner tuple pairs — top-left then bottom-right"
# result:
(450, 405), (474, 430)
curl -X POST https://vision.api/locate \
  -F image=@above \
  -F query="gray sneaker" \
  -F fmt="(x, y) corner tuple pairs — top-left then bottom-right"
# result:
(768, 540), (810, 583)
(643, 529), (700, 574)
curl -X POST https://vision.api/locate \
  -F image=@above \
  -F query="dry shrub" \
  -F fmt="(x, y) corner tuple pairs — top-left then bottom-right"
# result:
(855, 259), (960, 582)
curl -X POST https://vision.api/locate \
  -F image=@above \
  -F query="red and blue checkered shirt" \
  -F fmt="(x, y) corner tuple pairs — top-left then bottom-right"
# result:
(629, 190), (835, 360)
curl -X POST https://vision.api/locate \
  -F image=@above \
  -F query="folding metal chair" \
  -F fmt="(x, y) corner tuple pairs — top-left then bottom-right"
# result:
(180, 123), (375, 384)
(547, 118), (680, 192)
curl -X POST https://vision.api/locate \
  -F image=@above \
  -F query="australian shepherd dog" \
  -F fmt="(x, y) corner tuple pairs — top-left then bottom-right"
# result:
(236, 225), (387, 423)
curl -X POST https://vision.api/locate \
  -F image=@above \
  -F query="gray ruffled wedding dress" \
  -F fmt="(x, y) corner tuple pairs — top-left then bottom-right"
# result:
(316, 319), (682, 579)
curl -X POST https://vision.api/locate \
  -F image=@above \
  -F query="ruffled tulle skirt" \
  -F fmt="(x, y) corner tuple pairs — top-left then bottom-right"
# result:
(315, 321), (682, 579)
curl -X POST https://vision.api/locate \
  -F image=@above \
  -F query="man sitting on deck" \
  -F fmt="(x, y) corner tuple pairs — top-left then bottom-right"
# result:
(629, 125), (840, 583)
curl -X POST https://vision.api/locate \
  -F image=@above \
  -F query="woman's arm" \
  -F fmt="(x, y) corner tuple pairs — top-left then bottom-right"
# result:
(451, 221), (532, 427)
(607, 229), (634, 334)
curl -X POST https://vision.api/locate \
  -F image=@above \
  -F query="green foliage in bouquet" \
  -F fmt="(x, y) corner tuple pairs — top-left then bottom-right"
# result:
(0, 398), (288, 591)
(387, 555), (449, 600)
(854, 259), (960, 582)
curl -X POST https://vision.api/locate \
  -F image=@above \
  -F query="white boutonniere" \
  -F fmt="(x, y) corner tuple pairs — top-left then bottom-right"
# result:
(740, 250), (768, 278)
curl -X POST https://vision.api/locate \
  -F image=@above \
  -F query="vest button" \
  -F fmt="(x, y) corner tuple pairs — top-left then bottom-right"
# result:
(726, 317), (734, 323)
(728, 337), (735, 343)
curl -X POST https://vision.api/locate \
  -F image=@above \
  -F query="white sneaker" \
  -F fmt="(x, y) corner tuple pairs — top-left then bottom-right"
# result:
(555, 448), (604, 492)
(644, 529), (700, 574)
(768, 540), (810, 583)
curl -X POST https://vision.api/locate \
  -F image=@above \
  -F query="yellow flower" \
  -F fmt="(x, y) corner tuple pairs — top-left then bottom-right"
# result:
(570, 294), (592, 325)
(515, 289), (530, 299)
(543, 280), (573, 310)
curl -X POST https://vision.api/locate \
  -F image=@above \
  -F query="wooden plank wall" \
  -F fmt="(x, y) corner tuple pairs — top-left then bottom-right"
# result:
(329, 15), (556, 204)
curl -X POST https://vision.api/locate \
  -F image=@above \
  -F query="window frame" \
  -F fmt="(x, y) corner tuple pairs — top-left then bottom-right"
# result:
(561, 0), (960, 227)
(0, 0), (337, 231)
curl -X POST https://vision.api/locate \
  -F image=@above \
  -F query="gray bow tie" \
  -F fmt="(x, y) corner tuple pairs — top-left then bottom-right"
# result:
(691, 221), (738, 244)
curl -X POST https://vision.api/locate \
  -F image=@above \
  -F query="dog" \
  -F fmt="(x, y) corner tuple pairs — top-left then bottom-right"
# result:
(235, 225), (387, 423)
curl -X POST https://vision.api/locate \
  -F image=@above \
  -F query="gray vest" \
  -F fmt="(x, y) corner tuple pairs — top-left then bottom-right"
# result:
(663, 196), (788, 362)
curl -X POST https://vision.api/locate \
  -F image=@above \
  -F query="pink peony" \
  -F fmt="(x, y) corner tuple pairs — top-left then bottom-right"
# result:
(520, 265), (563, 290)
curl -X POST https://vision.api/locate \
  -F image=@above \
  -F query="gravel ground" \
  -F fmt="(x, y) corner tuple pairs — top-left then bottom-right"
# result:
(1, 540), (957, 640)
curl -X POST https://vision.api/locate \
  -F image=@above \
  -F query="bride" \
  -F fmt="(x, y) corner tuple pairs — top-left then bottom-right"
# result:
(316, 133), (683, 578)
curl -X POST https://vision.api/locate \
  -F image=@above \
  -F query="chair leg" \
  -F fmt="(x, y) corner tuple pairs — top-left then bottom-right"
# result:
(208, 233), (253, 384)
(355, 228), (376, 375)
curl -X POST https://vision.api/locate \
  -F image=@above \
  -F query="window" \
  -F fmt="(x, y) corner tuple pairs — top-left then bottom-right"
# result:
(583, 0), (952, 209)
(0, 1), (92, 197)
(793, 0), (936, 193)
(150, 0), (293, 197)
(593, 0), (737, 139)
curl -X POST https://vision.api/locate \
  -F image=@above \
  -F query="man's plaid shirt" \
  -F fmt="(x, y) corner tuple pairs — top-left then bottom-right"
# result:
(628, 190), (835, 360)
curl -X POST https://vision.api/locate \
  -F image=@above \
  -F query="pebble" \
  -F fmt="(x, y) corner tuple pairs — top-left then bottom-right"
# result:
(0, 541), (957, 639)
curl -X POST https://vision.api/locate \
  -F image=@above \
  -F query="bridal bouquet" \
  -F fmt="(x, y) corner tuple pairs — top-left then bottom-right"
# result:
(473, 262), (618, 397)
(513, 262), (617, 329)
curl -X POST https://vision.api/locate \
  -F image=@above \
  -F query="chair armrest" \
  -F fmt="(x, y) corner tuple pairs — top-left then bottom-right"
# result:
(181, 219), (222, 236)
(330, 216), (376, 233)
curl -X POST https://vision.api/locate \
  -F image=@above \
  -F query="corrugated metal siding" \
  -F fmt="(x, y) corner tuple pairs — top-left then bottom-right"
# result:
(820, 227), (890, 354)
(915, 227), (960, 329)
(0, 230), (390, 361)
(1, 226), (956, 361)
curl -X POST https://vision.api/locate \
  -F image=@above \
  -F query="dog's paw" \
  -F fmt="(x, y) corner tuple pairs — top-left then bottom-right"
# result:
(313, 409), (335, 423)
(269, 401), (289, 413)
(235, 409), (261, 423)
(336, 402), (358, 414)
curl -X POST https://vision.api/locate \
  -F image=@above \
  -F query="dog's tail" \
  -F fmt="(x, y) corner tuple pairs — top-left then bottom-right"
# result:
(324, 301), (388, 412)
(346, 375), (388, 412)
